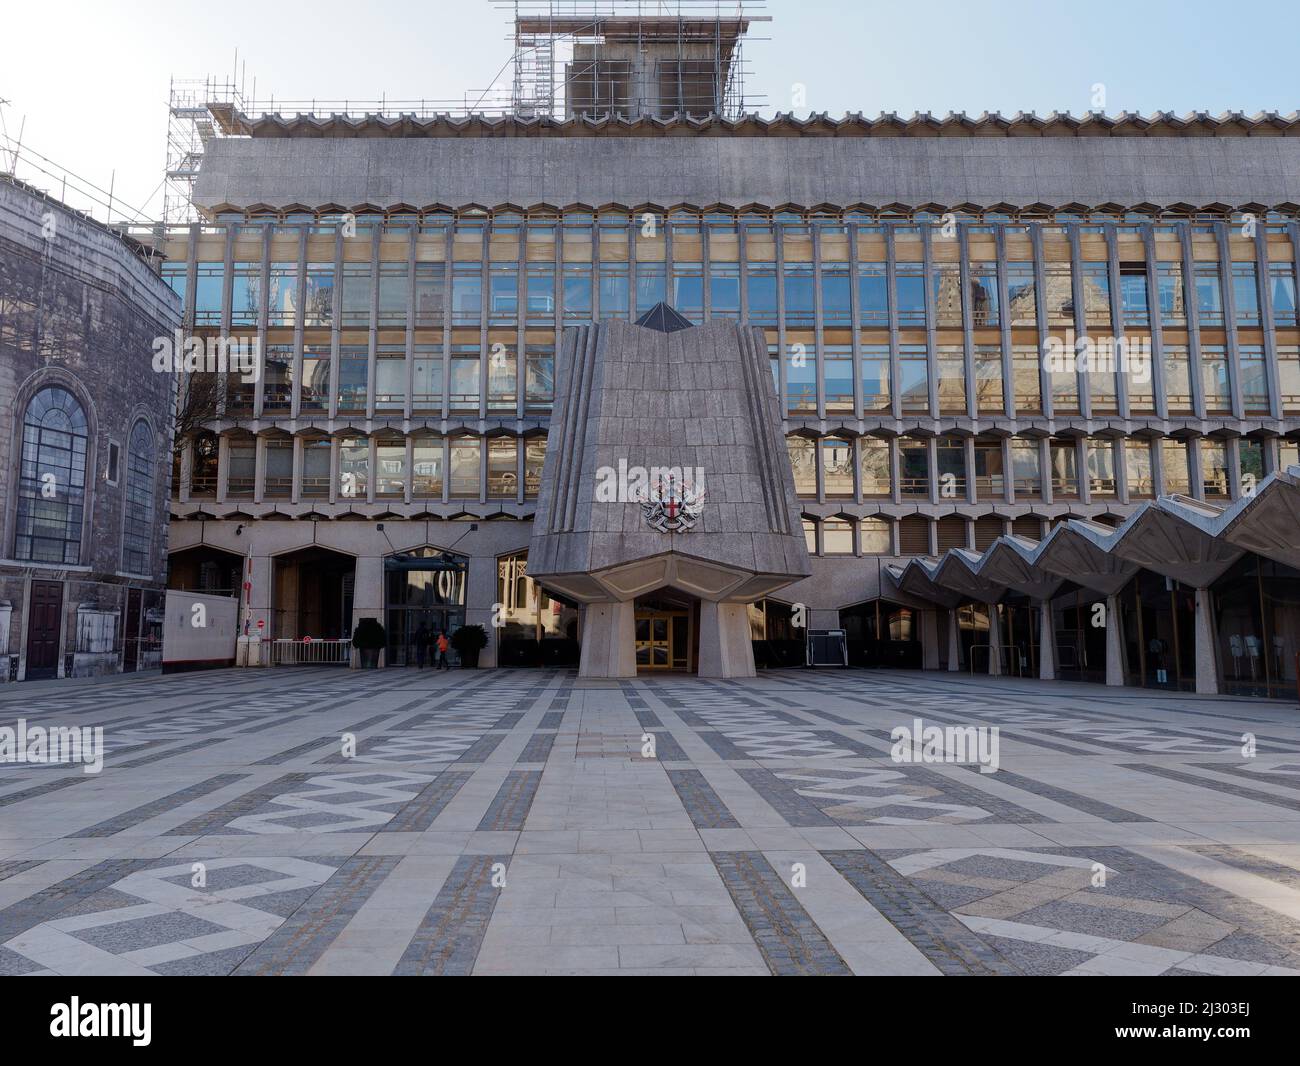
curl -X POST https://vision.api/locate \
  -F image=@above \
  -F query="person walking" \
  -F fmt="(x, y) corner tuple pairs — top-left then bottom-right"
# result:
(435, 630), (451, 671)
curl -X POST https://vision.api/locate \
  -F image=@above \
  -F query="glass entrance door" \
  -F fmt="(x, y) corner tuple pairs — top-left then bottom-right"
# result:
(635, 610), (690, 670)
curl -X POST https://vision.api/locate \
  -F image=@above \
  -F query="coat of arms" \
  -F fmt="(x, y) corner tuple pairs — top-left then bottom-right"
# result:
(640, 473), (705, 533)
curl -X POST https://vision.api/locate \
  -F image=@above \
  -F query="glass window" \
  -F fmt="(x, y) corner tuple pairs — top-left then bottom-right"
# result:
(1011, 439), (1042, 497)
(299, 347), (330, 414)
(524, 438), (546, 498)
(1200, 346), (1231, 413)
(1278, 346), (1300, 413)
(375, 347), (406, 413)
(820, 438), (854, 498)
(161, 261), (187, 309)
(487, 343), (517, 412)
(710, 262), (740, 319)
(936, 345), (966, 413)
(230, 261), (261, 326)
(412, 439), (444, 498)
(898, 344), (928, 413)
(973, 439), (1004, 498)
(672, 263), (703, 322)
(1163, 345), (1194, 414)
(930, 264), (962, 327)
(414, 262), (446, 325)
(1156, 262), (1185, 326)
(974, 346), (1003, 414)
(451, 264), (482, 326)
(526, 264), (555, 324)
(1087, 438), (1117, 496)
(449, 438), (481, 498)
(859, 438), (891, 497)
(338, 438), (369, 499)
(341, 263), (371, 327)
(969, 261), (999, 326)
(860, 517), (891, 555)
(1081, 262), (1111, 326)
(823, 346), (853, 413)
(375, 439), (406, 498)
(861, 344), (890, 412)
(1231, 262), (1260, 326)
(302, 439), (331, 498)
(746, 262), (777, 325)
(1202, 439), (1229, 498)
(822, 518), (853, 554)
(599, 264), (629, 320)
(1119, 264), (1149, 325)
(787, 437), (816, 496)
(412, 345), (443, 413)
(226, 442), (255, 498)
(487, 438), (518, 499)
(1239, 439), (1265, 493)
(526, 345), (554, 412)
(858, 263), (888, 325)
(1161, 439), (1191, 495)
(1194, 262), (1224, 326)
(898, 438), (929, 498)
(785, 347), (816, 415)
(1126, 439), (1154, 498)
(450, 346), (480, 411)
(821, 265), (851, 325)
(1012, 344), (1041, 413)
(378, 262), (408, 325)
(1050, 439), (1079, 497)
(1239, 346), (1269, 414)
(895, 262), (926, 325)
(564, 264), (593, 320)
(936, 436), (965, 498)
(261, 345), (293, 413)
(121, 421), (155, 572)
(194, 263), (224, 326)
(1270, 263), (1297, 326)
(635, 262), (665, 313)
(336, 346), (368, 413)
(1043, 263), (1073, 324)
(1006, 262), (1036, 326)
(269, 261), (299, 325)
(262, 438), (293, 499)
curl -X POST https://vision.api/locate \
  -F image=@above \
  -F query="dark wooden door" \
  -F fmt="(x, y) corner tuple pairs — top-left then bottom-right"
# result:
(123, 588), (142, 671)
(26, 581), (63, 679)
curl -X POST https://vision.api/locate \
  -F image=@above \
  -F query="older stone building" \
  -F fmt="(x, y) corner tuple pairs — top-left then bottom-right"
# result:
(154, 9), (1300, 691)
(0, 177), (179, 679)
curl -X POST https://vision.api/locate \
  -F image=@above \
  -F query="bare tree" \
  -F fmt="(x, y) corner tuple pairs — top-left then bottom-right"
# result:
(171, 371), (221, 460)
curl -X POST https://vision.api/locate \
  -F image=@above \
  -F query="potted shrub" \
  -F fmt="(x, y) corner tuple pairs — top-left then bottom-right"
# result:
(450, 624), (488, 668)
(351, 617), (387, 669)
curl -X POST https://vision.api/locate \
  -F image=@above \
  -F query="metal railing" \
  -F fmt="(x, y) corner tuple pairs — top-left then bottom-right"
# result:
(270, 638), (351, 665)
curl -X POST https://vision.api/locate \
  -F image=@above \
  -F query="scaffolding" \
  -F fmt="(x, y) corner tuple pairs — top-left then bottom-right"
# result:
(161, 2), (768, 221)
(505, 1), (768, 120)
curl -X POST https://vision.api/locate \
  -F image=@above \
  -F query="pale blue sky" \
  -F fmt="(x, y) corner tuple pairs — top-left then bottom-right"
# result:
(2, 0), (1296, 220)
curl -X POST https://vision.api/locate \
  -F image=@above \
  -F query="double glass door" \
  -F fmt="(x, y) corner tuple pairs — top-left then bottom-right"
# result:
(635, 610), (691, 671)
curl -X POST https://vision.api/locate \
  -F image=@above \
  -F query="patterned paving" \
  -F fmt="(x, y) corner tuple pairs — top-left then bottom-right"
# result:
(1, 665), (1300, 975)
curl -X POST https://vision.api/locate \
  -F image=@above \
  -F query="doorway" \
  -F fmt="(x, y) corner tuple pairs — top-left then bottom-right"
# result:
(26, 580), (63, 679)
(633, 590), (696, 672)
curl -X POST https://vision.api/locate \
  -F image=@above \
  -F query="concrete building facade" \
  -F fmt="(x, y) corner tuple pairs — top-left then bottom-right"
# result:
(154, 14), (1300, 691)
(0, 177), (179, 679)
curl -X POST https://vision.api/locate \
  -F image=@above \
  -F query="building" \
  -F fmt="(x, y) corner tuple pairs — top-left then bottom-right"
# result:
(0, 176), (179, 680)
(155, 7), (1300, 692)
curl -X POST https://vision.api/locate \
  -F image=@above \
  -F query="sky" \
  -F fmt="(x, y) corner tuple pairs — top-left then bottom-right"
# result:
(2, 0), (1298, 223)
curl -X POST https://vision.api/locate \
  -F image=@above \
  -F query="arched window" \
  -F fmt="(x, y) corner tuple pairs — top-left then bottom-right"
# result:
(122, 420), (155, 573)
(15, 386), (89, 563)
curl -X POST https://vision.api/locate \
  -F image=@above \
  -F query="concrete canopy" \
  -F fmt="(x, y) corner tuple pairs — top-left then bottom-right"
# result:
(931, 549), (1008, 603)
(893, 559), (961, 609)
(1109, 497), (1243, 588)
(1220, 469), (1300, 569)
(976, 536), (1063, 601)
(1031, 520), (1137, 595)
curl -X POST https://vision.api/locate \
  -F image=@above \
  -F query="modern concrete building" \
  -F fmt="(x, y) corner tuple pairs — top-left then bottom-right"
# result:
(152, 8), (1300, 691)
(0, 176), (179, 679)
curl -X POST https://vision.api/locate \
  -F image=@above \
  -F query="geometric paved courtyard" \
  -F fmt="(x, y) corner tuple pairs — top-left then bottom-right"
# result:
(2, 667), (1300, 976)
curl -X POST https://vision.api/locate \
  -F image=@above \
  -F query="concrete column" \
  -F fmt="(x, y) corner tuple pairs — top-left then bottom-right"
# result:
(245, 554), (273, 636)
(1105, 593), (1124, 686)
(986, 603), (1002, 675)
(578, 602), (636, 679)
(921, 608), (940, 670)
(1194, 587), (1221, 695)
(1037, 599), (1057, 680)
(946, 608), (960, 671)
(697, 601), (756, 679)
(351, 555), (385, 669)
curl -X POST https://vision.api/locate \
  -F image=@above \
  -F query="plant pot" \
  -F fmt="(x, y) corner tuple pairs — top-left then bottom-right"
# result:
(359, 647), (380, 669)
(458, 649), (480, 669)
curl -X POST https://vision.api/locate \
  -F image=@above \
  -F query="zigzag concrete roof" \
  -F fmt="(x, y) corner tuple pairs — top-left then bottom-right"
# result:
(901, 468), (1300, 602)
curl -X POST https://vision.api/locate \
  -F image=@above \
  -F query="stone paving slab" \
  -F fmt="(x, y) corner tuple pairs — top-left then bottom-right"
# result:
(1, 666), (1299, 975)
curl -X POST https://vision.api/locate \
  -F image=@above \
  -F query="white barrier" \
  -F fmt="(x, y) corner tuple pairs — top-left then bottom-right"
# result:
(162, 591), (238, 670)
(270, 638), (351, 666)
